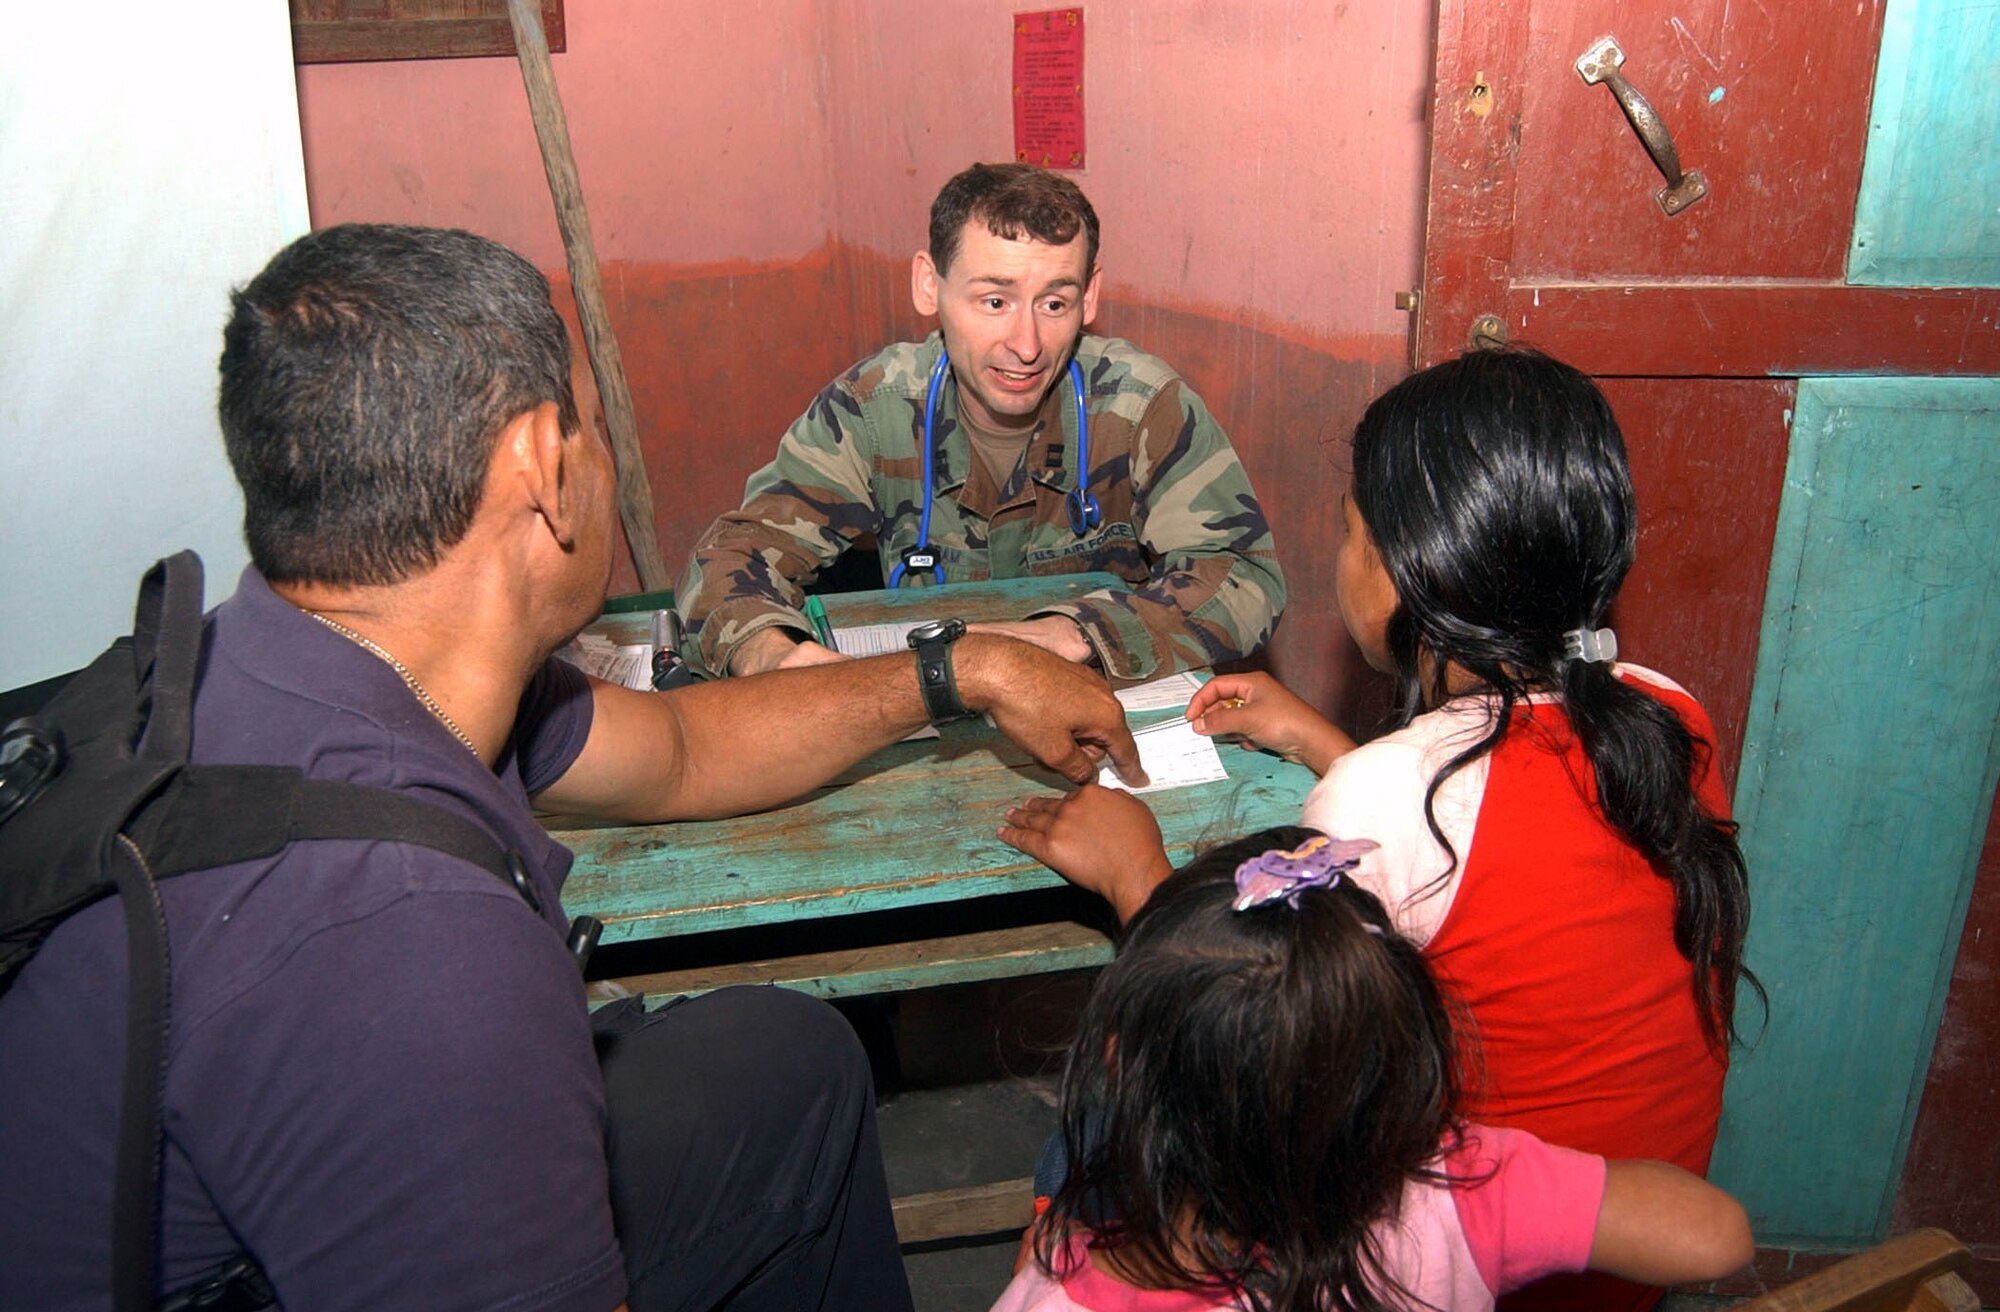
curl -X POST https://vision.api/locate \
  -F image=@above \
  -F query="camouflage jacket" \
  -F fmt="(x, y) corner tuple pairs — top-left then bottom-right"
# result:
(675, 332), (1286, 680)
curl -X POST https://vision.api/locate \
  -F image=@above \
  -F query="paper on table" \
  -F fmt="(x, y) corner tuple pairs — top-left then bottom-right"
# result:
(1114, 670), (1205, 712)
(558, 633), (654, 691)
(1098, 716), (1229, 795)
(829, 620), (921, 658)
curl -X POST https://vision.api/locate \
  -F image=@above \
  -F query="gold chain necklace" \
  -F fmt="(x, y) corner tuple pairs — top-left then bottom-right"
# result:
(306, 610), (479, 756)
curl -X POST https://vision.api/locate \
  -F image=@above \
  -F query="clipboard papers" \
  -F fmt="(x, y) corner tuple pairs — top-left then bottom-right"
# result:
(825, 619), (923, 657)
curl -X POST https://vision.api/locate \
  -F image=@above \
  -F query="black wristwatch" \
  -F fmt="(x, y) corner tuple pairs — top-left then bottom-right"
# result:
(907, 618), (971, 724)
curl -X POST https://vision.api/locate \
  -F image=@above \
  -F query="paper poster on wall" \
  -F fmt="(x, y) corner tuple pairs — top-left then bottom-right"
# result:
(1013, 8), (1085, 170)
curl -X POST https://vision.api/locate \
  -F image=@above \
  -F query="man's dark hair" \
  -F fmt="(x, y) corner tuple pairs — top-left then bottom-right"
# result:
(218, 223), (580, 586)
(928, 163), (1100, 277)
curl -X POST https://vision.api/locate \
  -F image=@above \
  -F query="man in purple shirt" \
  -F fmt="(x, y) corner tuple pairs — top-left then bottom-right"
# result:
(0, 225), (1143, 1311)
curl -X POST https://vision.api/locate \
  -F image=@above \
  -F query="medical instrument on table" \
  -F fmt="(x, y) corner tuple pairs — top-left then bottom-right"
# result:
(650, 608), (694, 690)
(889, 351), (1100, 587)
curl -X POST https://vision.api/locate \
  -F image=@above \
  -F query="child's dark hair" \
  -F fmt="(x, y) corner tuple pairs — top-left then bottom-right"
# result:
(1350, 346), (1759, 1048)
(1037, 826), (1462, 1312)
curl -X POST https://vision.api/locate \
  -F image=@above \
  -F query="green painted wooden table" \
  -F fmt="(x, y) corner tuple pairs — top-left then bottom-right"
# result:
(548, 575), (1319, 1004)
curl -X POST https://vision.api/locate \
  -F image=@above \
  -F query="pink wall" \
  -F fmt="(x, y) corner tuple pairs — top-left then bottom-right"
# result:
(298, 0), (834, 266)
(826, 1), (1432, 334)
(296, 0), (1434, 715)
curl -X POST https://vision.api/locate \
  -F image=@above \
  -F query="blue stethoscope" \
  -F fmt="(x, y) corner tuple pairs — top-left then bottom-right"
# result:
(889, 350), (1100, 587)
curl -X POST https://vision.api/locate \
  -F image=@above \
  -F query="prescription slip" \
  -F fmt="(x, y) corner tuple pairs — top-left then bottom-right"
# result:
(1098, 672), (1228, 795)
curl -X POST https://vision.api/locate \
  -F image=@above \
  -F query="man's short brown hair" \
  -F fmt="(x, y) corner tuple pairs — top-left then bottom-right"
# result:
(928, 163), (1100, 277)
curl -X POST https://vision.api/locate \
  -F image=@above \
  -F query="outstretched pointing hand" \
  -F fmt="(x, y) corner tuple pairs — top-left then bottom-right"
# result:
(955, 636), (1146, 787)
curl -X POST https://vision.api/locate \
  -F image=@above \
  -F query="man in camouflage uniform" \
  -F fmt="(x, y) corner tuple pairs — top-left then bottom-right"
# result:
(676, 163), (1286, 682)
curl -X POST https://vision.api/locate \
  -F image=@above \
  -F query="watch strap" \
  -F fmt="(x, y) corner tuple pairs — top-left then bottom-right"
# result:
(911, 627), (970, 724)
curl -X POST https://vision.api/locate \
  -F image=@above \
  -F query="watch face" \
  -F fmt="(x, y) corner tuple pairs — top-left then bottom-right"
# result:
(907, 618), (965, 647)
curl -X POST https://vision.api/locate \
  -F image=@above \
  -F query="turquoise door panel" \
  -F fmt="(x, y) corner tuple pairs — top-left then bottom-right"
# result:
(1712, 378), (2000, 1244)
(1849, 0), (2000, 286)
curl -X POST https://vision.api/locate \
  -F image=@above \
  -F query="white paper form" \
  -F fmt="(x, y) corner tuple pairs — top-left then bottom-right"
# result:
(558, 634), (654, 690)
(1113, 670), (1206, 713)
(828, 620), (921, 657)
(1098, 715), (1229, 795)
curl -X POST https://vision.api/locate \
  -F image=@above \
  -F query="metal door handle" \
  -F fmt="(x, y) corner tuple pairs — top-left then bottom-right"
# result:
(1575, 35), (1708, 216)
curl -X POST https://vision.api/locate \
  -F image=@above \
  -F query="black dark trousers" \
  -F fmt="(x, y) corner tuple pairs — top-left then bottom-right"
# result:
(593, 987), (915, 1312)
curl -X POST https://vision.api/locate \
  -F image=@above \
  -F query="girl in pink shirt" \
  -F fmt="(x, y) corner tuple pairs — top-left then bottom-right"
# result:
(992, 828), (1751, 1312)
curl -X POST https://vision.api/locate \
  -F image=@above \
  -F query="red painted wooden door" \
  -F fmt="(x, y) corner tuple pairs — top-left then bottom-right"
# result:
(1420, 2), (1997, 377)
(1419, 0), (1996, 768)
(1417, 0), (1999, 1290)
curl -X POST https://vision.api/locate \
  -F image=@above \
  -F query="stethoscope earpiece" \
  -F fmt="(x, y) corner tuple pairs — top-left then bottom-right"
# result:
(896, 349), (1094, 588)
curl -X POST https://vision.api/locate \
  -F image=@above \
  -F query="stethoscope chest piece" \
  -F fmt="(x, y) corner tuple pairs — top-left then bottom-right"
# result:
(1065, 482), (1102, 536)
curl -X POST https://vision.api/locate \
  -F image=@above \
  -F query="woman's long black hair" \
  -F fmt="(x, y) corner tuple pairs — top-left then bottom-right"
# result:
(1036, 827), (1465, 1312)
(1349, 347), (1758, 1048)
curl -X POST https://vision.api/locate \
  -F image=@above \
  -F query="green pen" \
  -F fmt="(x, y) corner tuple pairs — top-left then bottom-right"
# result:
(802, 595), (838, 651)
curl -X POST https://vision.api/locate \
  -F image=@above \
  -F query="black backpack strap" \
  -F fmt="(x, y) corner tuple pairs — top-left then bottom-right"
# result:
(107, 554), (208, 1312)
(127, 770), (537, 913)
(277, 782), (602, 959)
(109, 838), (172, 1312)
(108, 774), (554, 1312)
(288, 781), (544, 915)
(130, 552), (205, 766)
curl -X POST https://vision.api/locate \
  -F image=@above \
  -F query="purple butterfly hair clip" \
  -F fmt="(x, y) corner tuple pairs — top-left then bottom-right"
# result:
(1232, 834), (1381, 912)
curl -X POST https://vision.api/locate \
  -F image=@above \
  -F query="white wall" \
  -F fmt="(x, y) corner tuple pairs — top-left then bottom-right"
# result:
(1, 3), (308, 689)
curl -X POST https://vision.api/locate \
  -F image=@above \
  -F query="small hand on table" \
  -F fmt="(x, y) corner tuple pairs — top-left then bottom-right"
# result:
(1184, 671), (1356, 774)
(1000, 783), (1175, 925)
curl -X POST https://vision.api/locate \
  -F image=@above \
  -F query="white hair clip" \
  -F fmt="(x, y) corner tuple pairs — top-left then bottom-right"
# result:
(1562, 626), (1618, 664)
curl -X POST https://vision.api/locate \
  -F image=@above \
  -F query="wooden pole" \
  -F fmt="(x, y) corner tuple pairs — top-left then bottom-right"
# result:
(506, 0), (671, 590)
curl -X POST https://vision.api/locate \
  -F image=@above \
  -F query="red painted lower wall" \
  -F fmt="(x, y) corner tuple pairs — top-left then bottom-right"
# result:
(550, 243), (910, 598)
